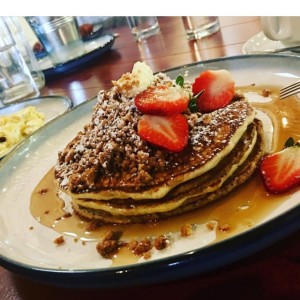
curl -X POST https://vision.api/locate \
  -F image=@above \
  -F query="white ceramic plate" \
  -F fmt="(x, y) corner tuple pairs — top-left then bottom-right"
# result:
(0, 96), (72, 158)
(242, 31), (300, 54)
(0, 55), (299, 288)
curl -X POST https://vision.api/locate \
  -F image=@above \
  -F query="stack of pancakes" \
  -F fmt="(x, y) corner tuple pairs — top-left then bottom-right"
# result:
(55, 72), (265, 224)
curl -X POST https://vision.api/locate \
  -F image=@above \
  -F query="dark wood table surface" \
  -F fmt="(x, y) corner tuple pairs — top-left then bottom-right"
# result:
(1, 16), (299, 300)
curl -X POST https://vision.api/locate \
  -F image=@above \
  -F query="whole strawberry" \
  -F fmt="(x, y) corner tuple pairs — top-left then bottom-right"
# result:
(259, 138), (300, 194)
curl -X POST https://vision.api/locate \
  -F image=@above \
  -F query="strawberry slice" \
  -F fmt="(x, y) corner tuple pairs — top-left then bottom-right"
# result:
(192, 69), (235, 113)
(137, 114), (188, 152)
(135, 85), (189, 115)
(259, 144), (300, 194)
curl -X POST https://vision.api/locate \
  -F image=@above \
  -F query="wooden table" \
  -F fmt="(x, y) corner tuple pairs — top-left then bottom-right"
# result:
(40, 16), (263, 106)
(1, 16), (299, 299)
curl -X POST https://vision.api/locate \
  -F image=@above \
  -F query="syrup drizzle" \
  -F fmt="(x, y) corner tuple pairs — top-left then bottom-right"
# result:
(30, 85), (300, 265)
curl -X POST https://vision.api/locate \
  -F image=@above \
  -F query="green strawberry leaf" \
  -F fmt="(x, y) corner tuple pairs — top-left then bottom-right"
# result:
(176, 75), (184, 88)
(188, 90), (205, 113)
(284, 137), (295, 148)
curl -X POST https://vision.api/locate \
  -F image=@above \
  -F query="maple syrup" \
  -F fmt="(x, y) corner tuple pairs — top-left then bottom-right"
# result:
(30, 85), (300, 264)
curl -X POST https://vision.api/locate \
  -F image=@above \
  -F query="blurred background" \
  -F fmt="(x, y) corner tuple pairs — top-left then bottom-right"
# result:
(20, 16), (127, 47)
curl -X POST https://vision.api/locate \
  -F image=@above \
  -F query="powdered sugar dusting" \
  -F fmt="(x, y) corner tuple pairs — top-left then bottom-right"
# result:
(55, 73), (254, 195)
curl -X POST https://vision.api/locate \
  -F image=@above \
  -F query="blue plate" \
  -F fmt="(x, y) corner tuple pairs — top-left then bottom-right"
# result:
(0, 54), (299, 288)
(38, 34), (115, 79)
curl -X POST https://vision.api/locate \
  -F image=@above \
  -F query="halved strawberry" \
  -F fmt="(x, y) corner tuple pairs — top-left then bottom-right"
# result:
(259, 143), (300, 194)
(134, 85), (189, 115)
(137, 114), (188, 152)
(192, 69), (235, 113)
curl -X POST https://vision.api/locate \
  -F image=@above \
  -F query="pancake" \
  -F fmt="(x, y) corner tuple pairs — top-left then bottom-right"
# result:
(55, 64), (266, 224)
(55, 87), (255, 200)
(72, 119), (265, 224)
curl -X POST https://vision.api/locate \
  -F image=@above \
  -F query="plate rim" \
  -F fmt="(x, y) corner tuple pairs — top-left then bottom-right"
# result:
(0, 94), (72, 112)
(0, 203), (299, 288)
(0, 54), (300, 287)
(160, 53), (300, 74)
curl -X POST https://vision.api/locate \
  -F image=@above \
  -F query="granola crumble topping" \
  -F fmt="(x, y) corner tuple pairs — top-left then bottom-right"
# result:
(55, 73), (253, 194)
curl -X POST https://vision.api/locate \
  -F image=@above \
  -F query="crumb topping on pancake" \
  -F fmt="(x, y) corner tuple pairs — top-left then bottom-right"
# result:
(53, 62), (266, 224)
(55, 71), (254, 197)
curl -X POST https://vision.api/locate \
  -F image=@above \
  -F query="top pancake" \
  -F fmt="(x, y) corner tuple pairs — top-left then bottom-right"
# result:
(55, 74), (255, 201)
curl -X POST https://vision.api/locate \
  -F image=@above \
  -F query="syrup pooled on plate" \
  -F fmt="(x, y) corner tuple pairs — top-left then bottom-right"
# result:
(30, 85), (300, 266)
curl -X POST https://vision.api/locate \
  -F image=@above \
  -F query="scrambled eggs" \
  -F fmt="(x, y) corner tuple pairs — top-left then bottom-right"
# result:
(0, 106), (45, 157)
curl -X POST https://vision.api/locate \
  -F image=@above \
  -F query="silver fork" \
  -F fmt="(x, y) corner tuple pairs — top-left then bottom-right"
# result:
(280, 80), (300, 99)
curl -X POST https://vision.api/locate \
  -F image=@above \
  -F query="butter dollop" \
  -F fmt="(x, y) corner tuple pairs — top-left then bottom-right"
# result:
(112, 61), (154, 97)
